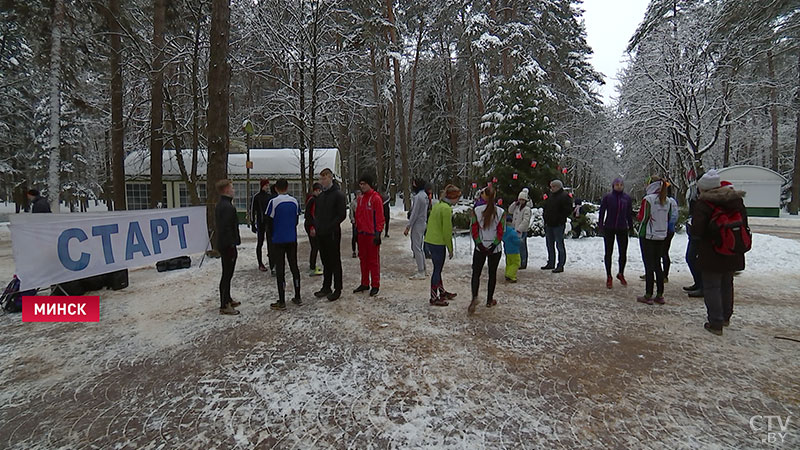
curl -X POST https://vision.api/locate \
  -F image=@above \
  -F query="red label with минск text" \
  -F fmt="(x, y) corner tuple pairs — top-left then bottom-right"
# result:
(22, 296), (100, 322)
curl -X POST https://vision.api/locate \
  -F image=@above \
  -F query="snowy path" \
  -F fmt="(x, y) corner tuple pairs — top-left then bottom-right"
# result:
(0, 216), (798, 448)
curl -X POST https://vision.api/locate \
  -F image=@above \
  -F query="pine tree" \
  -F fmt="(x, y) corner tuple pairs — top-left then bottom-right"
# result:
(479, 80), (560, 204)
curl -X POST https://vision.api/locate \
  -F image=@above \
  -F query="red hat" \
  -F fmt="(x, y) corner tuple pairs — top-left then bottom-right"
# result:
(721, 180), (734, 189)
(260, 179), (269, 188)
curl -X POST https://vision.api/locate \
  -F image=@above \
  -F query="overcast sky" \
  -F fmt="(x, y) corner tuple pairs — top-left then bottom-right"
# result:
(582, 0), (650, 105)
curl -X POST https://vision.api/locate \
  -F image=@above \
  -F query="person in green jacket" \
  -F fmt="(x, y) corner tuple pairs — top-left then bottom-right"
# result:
(424, 184), (462, 306)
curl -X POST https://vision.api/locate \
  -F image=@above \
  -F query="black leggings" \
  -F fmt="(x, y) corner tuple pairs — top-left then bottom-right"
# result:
(471, 250), (502, 301)
(220, 246), (237, 308)
(642, 239), (665, 297)
(661, 231), (674, 277)
(273, 242), (301, 303)
(603, 229), (629, 277)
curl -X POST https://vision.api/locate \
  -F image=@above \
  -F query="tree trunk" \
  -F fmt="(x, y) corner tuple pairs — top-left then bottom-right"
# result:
(406, 17), (424, 151)
(369, 47), (385, 189)
(298, 46), (307, 196)
(109, 0), (126, 210)
(768, 49), (779, 171)
(149, 0), (165, 208)
(165, 87), (200, 206)
(385, 0), (410, 210)
(47, 0), (65, 213)
(440, 36), (459, 168)
(206, 0), (232, 245)
(723, 118), (731, 167)
(790, 52), (800, 215)
(190, 1), (202, 204)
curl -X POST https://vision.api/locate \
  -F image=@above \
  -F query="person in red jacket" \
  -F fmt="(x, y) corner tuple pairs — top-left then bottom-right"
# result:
(353, 174), (385, 297)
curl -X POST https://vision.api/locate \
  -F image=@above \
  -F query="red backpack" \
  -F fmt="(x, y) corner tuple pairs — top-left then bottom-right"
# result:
(705, 201), (752, 255)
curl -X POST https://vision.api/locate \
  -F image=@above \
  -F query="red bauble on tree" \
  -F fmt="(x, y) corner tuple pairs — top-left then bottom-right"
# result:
(513, 173), (518, 180)
(515, 152), (522, 160)
(562, 168), (568, 174)
(530, 161), (537, 168)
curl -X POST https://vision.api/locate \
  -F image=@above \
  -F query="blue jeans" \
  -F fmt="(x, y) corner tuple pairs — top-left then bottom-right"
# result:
(519, 232), (528, 268)
(545, 225), (566, 268)
(425, 243), (446, 289)
(686, 234), (703, 289)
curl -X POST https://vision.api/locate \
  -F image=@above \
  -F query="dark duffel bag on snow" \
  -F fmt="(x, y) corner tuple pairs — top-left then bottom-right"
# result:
(81, 274), (107, 292)
(106, 269), (128, 290)
(156, 256), (191, 272)
(52, 279), (86, 296)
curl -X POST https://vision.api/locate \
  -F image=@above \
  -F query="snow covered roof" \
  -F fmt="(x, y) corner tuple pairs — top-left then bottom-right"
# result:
(717, 165), (786, 183)
(124, 148), (341, 180)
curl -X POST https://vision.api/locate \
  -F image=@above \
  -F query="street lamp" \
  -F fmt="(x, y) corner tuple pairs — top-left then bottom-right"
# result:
(243, 119), (255, 225)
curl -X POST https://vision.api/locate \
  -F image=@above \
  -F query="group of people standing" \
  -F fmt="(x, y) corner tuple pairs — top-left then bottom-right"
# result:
(216, 167), (749, 335)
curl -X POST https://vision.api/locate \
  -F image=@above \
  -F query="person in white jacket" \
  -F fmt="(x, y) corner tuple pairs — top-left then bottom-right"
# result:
(508, 188), (532, 269)
(405, 178), (430, 279)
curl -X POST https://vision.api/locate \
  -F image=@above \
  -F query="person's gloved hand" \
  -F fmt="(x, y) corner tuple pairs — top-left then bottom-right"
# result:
(477, 243), (489, 254)
(448, 249), (454, 260)
(373, 234), (382, 246)
(251, 224), (257, 234)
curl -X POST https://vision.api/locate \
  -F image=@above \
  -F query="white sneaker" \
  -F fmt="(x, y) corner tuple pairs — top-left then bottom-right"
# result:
(409, 272), (427, 280)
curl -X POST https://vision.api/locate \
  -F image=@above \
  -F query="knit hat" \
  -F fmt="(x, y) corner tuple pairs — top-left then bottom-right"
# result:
(697, 169), (721, 191)
(359, 173), (375, 188)
(27, 189), (40, 197)
(260, 179), (269, 188)
(518, 188), (530, 201)
(612, 177), (624, 187)
(444, 184), (462, 200)
(721, 180), (734, 189)
(312, 182), (322, 191)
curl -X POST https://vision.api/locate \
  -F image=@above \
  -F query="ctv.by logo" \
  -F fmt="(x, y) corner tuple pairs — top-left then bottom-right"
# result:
(750, 415), (792, 444)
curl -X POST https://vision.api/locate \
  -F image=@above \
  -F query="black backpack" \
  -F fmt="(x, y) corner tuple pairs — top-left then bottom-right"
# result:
(1, 276), (36, 313)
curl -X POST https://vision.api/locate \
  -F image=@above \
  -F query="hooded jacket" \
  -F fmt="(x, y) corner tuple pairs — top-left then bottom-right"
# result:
(471, 204), (505, 253)
(502, 223), (521, 254)
(637, 181), (676, 240)
(508, 200), (532, 233)
(314, 180), (347, 235)
(599, 187), (633, 231)
(542, 188), (573, 227)
(408, 189), (430, 230)
(691, 187), (747, 272)
(31, 195), (51, 213)
(251, 189), (271, 228)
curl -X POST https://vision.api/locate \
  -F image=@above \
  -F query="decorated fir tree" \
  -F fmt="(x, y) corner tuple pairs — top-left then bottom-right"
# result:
(479, 80), (561, 205)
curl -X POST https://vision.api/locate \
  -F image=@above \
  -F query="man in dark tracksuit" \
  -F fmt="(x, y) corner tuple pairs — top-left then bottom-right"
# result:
(27, 189), (52, 213)
(541, 179), (573, 273)
(312, 168), (347, 301)
(251, 179), (272, 272)
(215, 179), (241, 315)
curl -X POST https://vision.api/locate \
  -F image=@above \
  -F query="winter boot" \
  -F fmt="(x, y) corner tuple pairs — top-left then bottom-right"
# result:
(606, 276), (613, 289)
(258, 264), (268, 272)
(314, 288), (332, 298)
(369, 287), (379, 297)
(229, 300), (241, 307)
(653, 296), (666, 305)
(291, 296), (303, 306)
(486, 299), (497, 308)
(353, 285), (369, 293)
(637, 295), (654, 305)
(683, 284), (697, 292)
(327, 290), (342, 302)
(616, 273), (627, 286)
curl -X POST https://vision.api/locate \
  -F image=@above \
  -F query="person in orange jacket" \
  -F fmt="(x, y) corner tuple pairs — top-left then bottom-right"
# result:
(353, 174), (385, 297)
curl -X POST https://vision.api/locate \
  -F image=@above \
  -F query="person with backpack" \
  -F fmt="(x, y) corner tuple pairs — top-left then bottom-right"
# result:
(27, 189), (51, 213)
(215, 179), (241, 315)
(598, 177), (634, 288)
(405, 178), (430, 279)
(636, 177), (675, 305)
(424, 184), (461, 306)
(251, 179), (272, 272)
(353, 174), (385, 297)
(692, 170), (749, 336)
(468, 186), (506, 314)
(304, 183), (324, 277)
(508, 188), (532, 269)
(541, 179), (573, 273)
(265, 179), (302, 310)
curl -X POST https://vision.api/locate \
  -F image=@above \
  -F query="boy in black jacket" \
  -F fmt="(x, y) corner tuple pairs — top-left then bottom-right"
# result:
(215, 179), (241, 315)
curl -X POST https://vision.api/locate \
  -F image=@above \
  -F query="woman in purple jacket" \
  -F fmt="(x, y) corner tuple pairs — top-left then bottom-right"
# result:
(598, 178), (633, 288)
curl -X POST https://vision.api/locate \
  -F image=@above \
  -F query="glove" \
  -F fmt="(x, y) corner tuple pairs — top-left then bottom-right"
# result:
(488, 243), (497, 253)
(477, 243), (489, 254)
(251, 224), (257, 234)
(373, 234), (382, 246)
(448, 249), (454, 260)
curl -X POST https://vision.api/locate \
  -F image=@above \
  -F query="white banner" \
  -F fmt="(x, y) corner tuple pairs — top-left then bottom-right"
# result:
(10, 207), (209, 290)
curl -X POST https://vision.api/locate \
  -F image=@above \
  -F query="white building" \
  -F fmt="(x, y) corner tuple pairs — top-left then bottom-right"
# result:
(124, 148), (341, 213)
(717, 165), (787, 217)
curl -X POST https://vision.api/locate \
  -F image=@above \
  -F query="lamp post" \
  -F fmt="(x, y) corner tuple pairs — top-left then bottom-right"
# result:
(243, 119), (254, 225)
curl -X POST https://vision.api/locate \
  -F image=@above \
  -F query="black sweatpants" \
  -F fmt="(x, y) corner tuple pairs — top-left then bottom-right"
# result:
(603, 229), (629, 277)
(318, 230), (343, 291)
(351, 226), (358, 254)
(256, 225), (274, 269)
(642, 238), (666, 297)
(308, 234), (319, 270)
(220, 246), (237, 308)
(661, 231), (675, 278)
(273, 242), (301, 303)
(471, 250), (502, 302)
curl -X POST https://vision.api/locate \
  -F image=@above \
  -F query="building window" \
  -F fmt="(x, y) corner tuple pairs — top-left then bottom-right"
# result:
(126, 183), (166, 210)
(233, 182), (260, 211)
(179, 182), (207, 207)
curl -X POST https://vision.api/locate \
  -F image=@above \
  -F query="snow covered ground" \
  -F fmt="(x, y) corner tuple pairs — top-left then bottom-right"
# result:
(0, 208), (798, 448)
